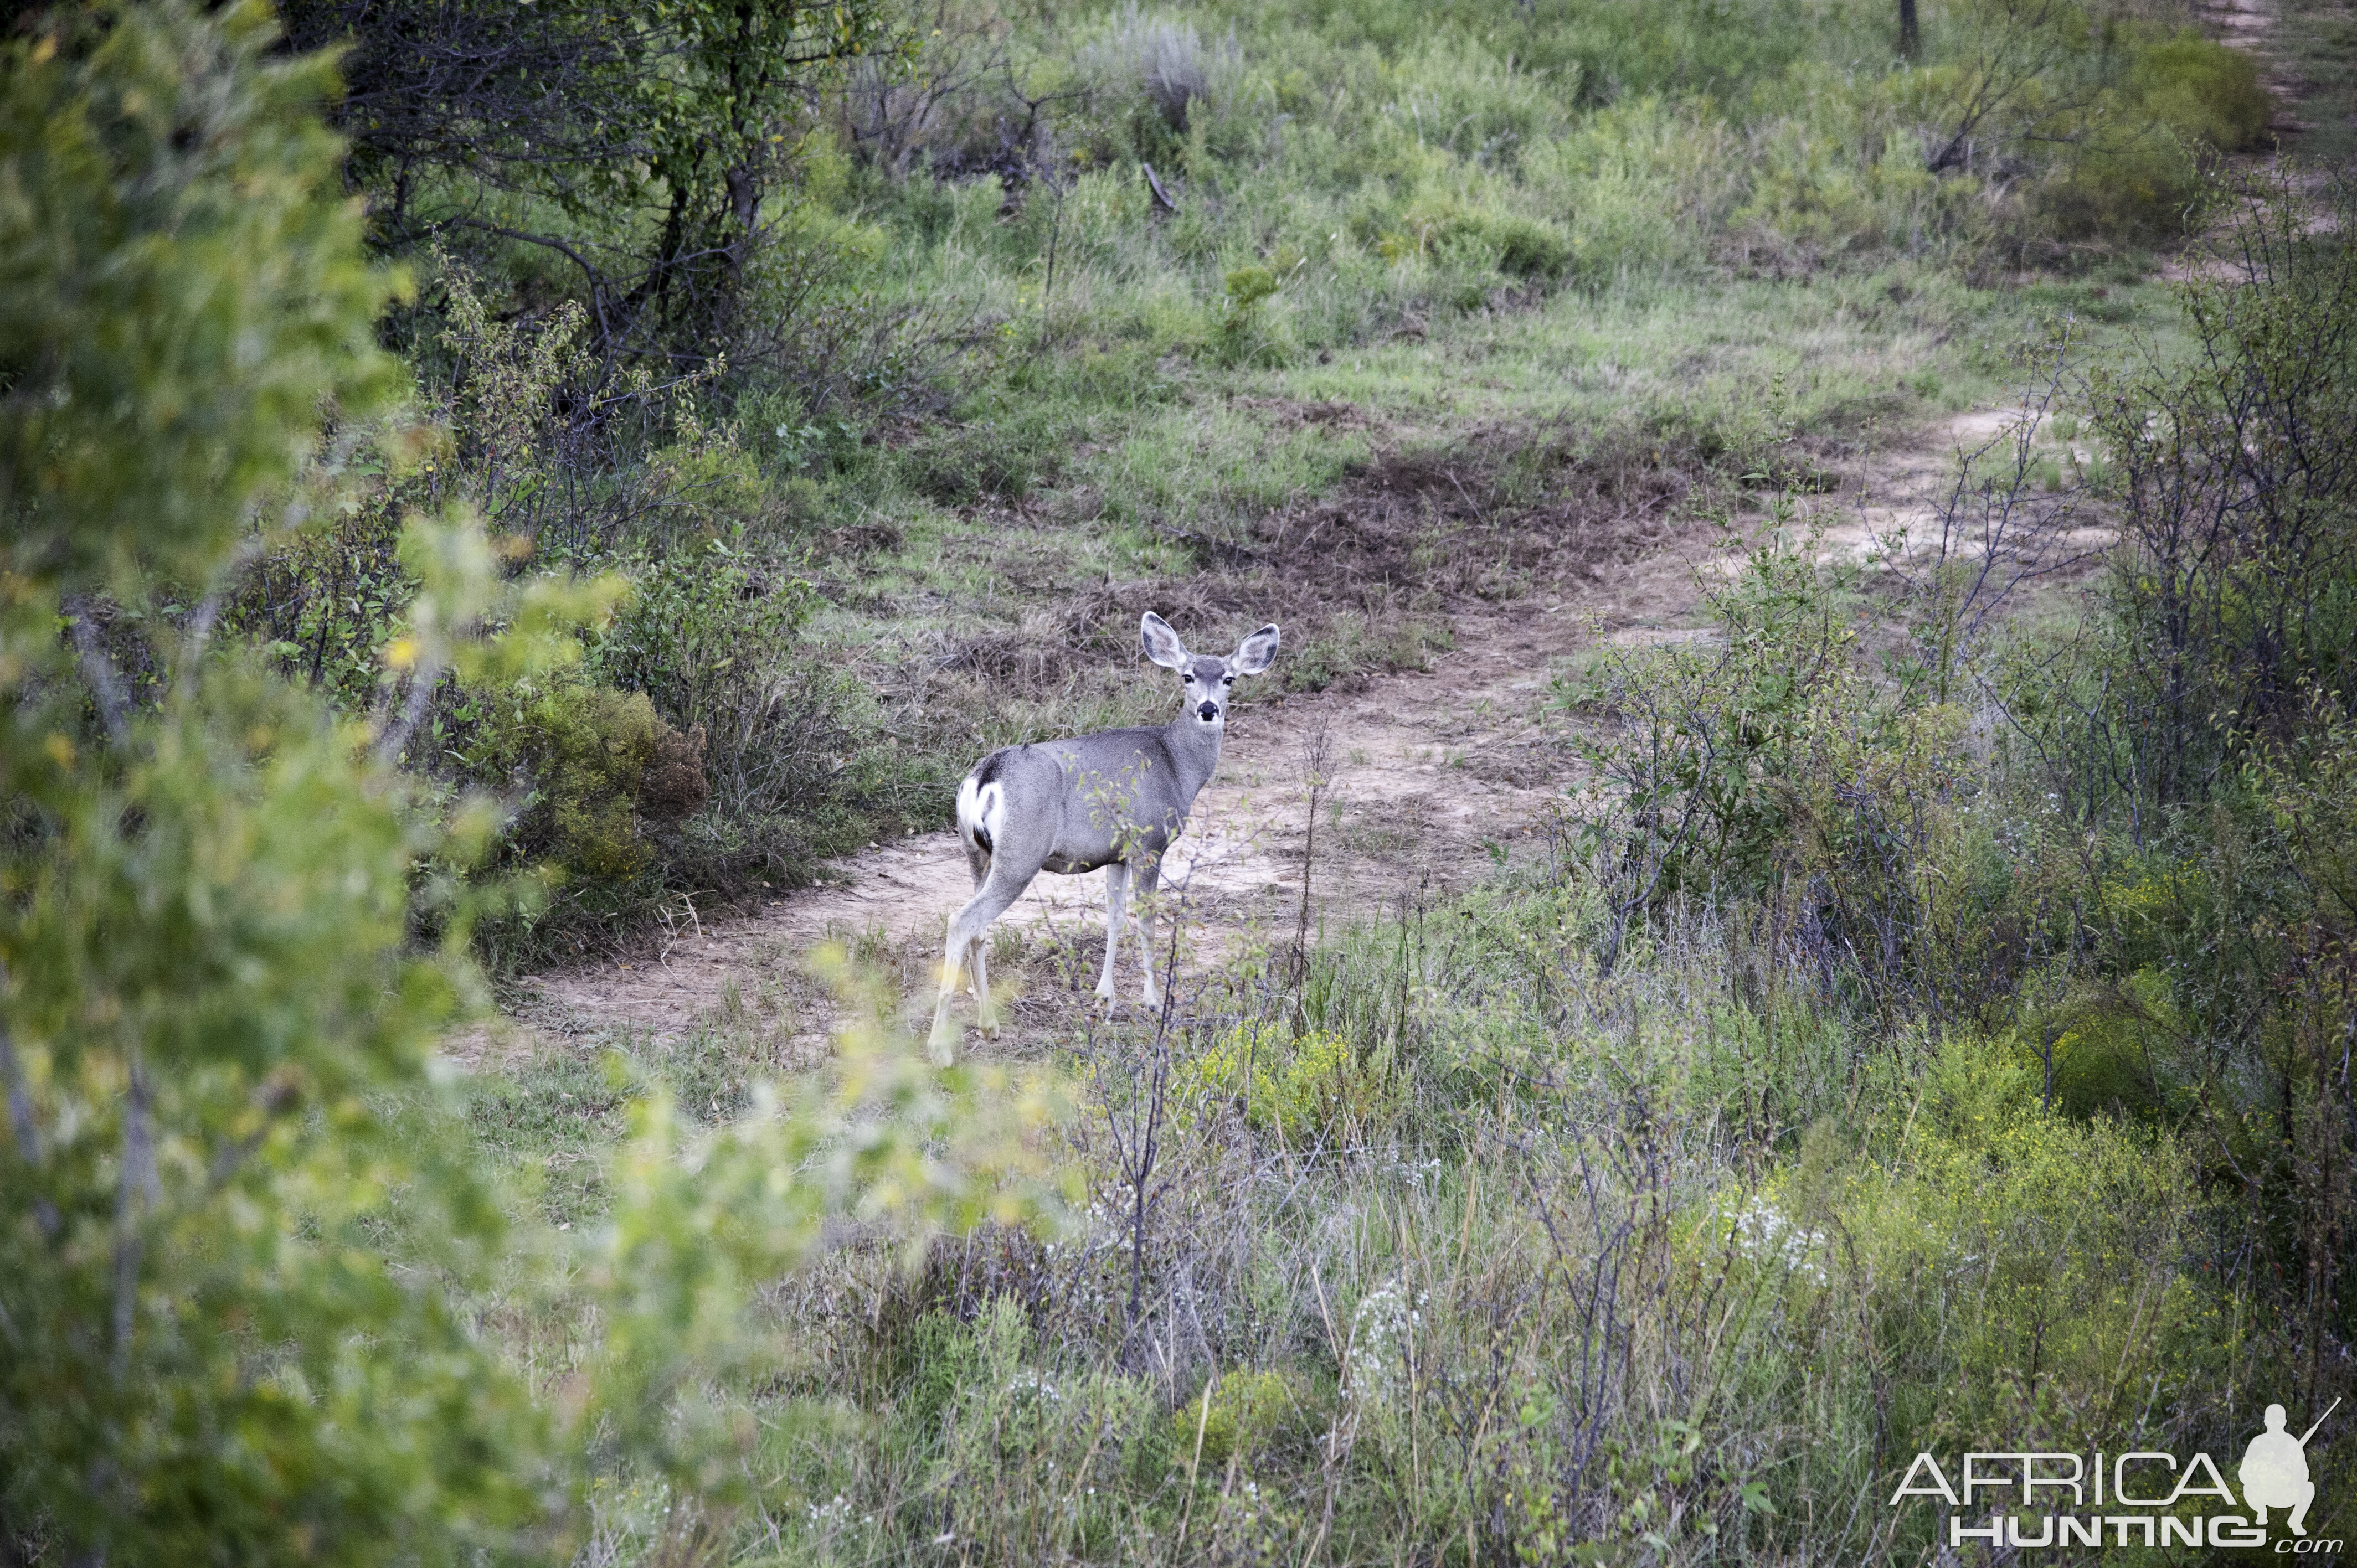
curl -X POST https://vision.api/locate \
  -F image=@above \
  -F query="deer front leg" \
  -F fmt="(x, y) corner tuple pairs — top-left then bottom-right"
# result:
(964, 841), (1000, 1037)
(1097, 862), (1128, 1006)
(1131, 852), (1163, 1011)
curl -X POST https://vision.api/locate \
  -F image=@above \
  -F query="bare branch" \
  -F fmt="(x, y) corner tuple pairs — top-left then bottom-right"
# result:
(68, 607), (131, 746)
(111, 1060), (153, 1382)
(0, 963), (62, 1244)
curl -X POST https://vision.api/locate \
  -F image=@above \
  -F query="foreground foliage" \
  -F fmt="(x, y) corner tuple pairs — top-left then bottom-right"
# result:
(0, 8), (1059, 1561)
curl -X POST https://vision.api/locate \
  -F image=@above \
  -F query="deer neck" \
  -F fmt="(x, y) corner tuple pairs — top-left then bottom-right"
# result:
(1161, 713), (1223, 804)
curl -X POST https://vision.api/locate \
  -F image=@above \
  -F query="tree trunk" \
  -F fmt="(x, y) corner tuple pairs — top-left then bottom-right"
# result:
(1899, 0), (1919, 58)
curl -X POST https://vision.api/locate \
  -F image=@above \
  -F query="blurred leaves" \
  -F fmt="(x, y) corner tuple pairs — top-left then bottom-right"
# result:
(0, 0), (405, 599)
(394, 508), (629, 693)
(0, 6), (1063, 1562)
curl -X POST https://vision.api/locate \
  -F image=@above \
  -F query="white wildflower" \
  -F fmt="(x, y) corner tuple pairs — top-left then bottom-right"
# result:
(1723, 1195), (1829, 1284)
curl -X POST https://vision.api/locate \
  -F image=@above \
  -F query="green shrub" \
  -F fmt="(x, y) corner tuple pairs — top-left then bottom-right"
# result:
(2036, 135), (2205, 244)
(1214, 262), (1284, 363)
(1171, 1368), (1325, 1469)
(225, 503), (414, 715)
(1558, 530), (1975, 981)
(1864, 1040), (2215, 1442)
(0, 10), (588, 1555)
(464, 674), (691, 884)
(1224, 262), (1280, 310)
(583, 532), (894, 893)
(588, 532), (815, 822)
(1487, 214), (1572, 280)
(2006, 968), (2181, 1121)
(2134, 32), (2273, 152)
(1174, 1025), (1396, 1144)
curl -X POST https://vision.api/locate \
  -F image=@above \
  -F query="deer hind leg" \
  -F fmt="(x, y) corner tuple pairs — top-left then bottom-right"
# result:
(931, 858), (1030, 1058)
(1096, 863), (1129, 1005)
(963, 842), (992, 1007)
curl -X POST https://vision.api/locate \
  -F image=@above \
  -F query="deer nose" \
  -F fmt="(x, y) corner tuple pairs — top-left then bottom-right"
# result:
(1197, 701), (1219, 721)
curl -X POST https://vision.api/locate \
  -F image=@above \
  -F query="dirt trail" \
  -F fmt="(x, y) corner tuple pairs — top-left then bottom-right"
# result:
(456, 406), (2030, 1060)
(498, 571), (1691, 1054)
(2162, 0), (2343, 282)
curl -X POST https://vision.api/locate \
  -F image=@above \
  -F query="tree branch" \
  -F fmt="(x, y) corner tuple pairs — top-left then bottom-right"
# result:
(0, 963), (62, 1243)
(68, 608), (131, 746)
(111, 1060), (153, 1382)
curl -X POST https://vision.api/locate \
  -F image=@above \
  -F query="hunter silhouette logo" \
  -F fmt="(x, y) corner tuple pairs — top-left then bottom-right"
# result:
(2243, 1400), (2339, 1538)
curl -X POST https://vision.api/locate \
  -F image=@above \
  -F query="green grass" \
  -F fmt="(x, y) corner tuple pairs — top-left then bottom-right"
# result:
(465, 1048), (635, 1225)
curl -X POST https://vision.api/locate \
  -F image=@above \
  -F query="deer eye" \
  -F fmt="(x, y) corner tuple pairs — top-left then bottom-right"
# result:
(1181, 673), (1194, 683)
(1223, 675), (1235, 685)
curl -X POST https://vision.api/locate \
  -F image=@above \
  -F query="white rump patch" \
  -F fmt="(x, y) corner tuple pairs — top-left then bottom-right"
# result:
(956, 774), (1006, 850)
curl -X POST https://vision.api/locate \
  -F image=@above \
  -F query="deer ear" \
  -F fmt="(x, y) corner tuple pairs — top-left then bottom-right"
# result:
(1231, 623), (1279, 675)
(1140, 612), (1190, 669)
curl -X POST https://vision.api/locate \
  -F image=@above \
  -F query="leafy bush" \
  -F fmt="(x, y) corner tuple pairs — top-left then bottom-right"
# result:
(2034, 129), (2206, 244)
(583, 532), (894, 894)
(588, 534), (813, 820)
(0, 2), (400, 592)
(1174, 1025), (1396, 1144)
(224, 503), (413, 714)
(2134, 30), (2273, 152)
(461, 674), (698, 884)
(1, 8), (521, 1555)
(227, 242), (891, 930)
(1171, 1368), (1325, 1468)
(1213, 261), (1283, 362)
(2063, 175), (2357, 803)
(1488, 214), (1573, 279)
(1854, 1038), (2216, 1443)
(1559, 528), (1974, 987)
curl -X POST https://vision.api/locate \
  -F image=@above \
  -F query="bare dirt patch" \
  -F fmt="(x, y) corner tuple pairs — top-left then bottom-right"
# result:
(1805, 403), (2104, 576)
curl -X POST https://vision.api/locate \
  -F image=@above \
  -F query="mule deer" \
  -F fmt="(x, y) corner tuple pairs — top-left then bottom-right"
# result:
(930, 612), (1280, 1053)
